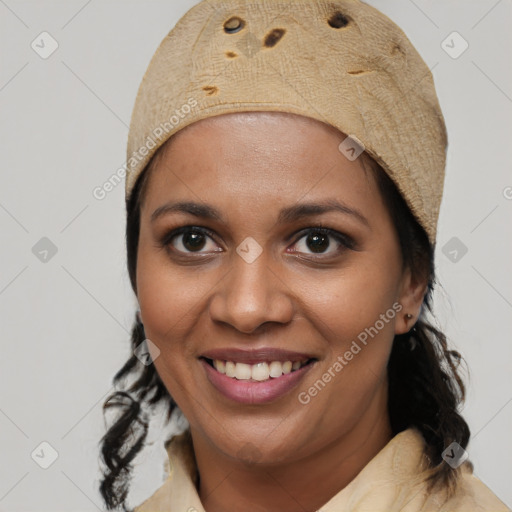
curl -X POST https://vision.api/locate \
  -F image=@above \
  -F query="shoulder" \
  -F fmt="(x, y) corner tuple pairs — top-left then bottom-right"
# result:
(395, 430), (510, 511)
(429, 469), (511, 512)
(392, 431), (510, 512)
(321, 429), (510, 512)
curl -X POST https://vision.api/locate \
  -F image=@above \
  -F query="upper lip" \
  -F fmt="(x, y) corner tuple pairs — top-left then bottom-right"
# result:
(200, 348), (316, 364)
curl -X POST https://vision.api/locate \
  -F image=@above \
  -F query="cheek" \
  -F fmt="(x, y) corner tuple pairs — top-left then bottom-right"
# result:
(291, 270), (400, 439)
(136, 235), (216, 342)
(294, 250), (402, 412)
(135, 239), (209, 414)
(303, 261), (401, 345)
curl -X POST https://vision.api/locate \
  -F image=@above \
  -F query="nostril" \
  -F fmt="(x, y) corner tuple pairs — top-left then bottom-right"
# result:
(224, 16), (246, 34)
(328, 11), (350, 29)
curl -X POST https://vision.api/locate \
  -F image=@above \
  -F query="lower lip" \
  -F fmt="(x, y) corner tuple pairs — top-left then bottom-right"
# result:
(200, 359), (315, 404)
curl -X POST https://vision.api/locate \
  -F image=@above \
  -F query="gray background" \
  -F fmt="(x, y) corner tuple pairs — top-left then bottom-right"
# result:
(0, 0), (511, 510)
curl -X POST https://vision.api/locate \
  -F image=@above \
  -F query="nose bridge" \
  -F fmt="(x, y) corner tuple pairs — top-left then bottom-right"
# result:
(209, 248), (293, 333)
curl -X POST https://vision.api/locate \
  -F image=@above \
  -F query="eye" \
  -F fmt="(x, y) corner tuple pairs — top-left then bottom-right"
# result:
(290, 227), (354, 257)
(160, 225), (355, 259)
(164, 227), (221, 254)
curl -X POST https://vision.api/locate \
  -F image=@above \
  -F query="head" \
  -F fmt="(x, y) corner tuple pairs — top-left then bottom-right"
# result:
(99, 111), (469, 510)
(99, 0), (469, 509)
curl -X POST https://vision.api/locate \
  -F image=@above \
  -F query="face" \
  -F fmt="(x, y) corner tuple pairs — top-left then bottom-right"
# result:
(136, 111), (423, 464)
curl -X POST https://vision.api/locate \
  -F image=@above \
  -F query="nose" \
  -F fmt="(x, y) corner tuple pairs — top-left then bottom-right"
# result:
(209, 251), (294, 334)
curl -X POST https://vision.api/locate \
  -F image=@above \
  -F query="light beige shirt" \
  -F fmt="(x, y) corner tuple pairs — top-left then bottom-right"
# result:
(134, 428), (510, 512)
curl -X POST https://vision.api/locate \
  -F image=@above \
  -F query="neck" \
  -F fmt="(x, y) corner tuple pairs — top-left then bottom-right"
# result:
(191, 386), (393, 512)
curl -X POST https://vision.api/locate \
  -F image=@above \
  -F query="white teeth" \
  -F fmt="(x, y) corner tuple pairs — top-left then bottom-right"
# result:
(282, 361), (292, 374)
(235, 362), (252, 380)
(211, 359), (308, 381)
(269, 361), (283, 378)
(251, 362), (270, 381)
(225, 361), (236, 378)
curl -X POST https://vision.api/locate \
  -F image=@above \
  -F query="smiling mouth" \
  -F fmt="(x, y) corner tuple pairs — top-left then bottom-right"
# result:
(201, 357), (316, 382)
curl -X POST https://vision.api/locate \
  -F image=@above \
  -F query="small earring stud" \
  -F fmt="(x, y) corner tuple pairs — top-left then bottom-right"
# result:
(405, 313), (413, 320)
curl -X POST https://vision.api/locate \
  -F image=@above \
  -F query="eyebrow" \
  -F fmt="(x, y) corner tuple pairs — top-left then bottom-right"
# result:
(151, 199), (369, 227)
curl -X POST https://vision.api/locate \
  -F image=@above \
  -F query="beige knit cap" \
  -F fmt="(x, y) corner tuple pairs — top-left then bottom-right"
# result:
(126, 0), (447, 245)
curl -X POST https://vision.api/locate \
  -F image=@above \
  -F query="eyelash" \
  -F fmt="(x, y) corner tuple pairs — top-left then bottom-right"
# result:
(159, 225), (356, 259)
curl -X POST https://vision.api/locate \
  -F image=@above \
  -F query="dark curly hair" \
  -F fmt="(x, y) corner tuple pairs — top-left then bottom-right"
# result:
(98, 141), (471, 511)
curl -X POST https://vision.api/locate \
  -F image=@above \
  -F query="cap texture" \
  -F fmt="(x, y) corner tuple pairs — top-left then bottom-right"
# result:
(126, 0), (447, 245)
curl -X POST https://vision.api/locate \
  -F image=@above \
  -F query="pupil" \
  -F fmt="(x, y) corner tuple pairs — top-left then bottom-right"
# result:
(307, 232), (329, 253)
(183, 231), (206, 251)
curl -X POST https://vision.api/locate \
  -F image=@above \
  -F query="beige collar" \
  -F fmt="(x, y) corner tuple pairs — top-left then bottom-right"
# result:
(134, 428), (509, 512)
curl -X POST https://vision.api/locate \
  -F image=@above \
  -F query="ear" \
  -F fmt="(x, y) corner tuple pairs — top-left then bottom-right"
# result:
(394, 266), (428, 335)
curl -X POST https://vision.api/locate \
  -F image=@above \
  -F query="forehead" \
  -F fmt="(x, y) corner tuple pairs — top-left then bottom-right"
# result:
(140, 111), (381, 216)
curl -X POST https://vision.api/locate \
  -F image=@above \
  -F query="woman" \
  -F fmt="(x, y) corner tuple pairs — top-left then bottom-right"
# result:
(99, 1), (510, 510)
